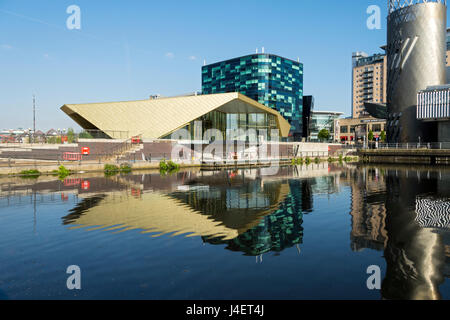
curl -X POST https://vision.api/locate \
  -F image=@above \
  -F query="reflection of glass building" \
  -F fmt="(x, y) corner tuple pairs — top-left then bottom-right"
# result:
(309, 111), (343, 142)
(202, 54), (304, 140)
(202, 180), (310, 256)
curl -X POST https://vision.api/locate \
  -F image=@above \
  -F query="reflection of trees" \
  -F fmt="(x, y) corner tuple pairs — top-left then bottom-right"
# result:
(202, 180), (308, 256)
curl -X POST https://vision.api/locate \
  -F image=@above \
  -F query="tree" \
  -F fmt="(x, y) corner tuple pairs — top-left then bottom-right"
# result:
(368, 130), (374, 142)
(318, 129), (330, 142)
(380, 130), (386, 142)
(67, 128), (75, 143)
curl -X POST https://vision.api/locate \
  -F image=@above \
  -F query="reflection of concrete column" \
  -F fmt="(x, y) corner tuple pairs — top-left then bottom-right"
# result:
(382, 170), (445, 300)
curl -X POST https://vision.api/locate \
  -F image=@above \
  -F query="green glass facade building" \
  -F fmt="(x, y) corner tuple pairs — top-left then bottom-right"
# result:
(202, 54), (304, 141)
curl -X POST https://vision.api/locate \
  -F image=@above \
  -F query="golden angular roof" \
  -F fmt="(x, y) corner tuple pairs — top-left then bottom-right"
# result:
(61, 92), (290, 139)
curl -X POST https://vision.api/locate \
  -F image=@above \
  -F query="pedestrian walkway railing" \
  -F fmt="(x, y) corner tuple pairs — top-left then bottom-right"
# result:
(363, 142), (450, 150)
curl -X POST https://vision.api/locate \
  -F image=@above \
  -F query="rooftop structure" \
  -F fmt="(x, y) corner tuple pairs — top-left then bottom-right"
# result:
(61, 93), (290, 141)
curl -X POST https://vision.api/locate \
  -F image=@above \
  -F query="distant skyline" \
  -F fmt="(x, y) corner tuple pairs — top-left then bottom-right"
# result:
(0, 0), (440, 131)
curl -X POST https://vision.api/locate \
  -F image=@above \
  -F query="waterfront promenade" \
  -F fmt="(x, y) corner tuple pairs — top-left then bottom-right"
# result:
(0, 140), (348, 176)
(359, 143), (450, 165)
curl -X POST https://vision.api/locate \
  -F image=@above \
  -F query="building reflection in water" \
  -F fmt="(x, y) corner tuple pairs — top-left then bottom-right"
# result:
(195, 179), (312, 257)
(347, 165), (450, 300)
(56, 163), (450, 299)
(60, 165), (337, 257)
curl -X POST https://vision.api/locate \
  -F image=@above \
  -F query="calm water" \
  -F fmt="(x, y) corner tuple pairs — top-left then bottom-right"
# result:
(1, 163), (450, 300)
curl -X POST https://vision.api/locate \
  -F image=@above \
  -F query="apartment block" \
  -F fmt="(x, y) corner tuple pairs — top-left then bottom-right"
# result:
(352, 53), (387, 119)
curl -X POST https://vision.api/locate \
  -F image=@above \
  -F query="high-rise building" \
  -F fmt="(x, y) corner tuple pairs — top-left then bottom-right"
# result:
(352, 53), (387, 119)
(201, 53), (303, 141)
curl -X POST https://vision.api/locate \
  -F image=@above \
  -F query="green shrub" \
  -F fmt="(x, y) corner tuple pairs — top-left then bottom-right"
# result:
(314, 157), (320, 164)
(57, 165), (71, 178)
(159, 159), (169, 171)
(167, 160), (180, 171)
(159, 159), (180, 174)
(104, 164), (120, 176)
(20, 169), (41, 178)
(305, 157), (311, 165)
(339, 155), (343, 162)
(120, 163), (132, 173)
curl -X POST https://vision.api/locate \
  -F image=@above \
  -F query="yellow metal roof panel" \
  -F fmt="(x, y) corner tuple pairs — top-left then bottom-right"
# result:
(61, 93), (291, 139)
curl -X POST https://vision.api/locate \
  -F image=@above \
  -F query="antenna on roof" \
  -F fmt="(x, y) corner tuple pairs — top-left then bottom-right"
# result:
(262, 47), (265, 53)
(297, 57), (300, 63)
(203, 59), (206, 66)
(256, 48), (258, 54)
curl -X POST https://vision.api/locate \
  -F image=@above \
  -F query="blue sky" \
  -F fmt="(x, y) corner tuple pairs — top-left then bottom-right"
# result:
(1, 0), (394, 130)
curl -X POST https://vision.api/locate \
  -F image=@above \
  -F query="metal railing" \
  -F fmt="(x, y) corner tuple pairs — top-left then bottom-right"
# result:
(362, 142), (450, 150)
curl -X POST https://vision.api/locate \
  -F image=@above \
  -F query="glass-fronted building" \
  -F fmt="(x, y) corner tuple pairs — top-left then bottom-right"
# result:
(202, 53), (304, 141)
(309, 111), (343, 142)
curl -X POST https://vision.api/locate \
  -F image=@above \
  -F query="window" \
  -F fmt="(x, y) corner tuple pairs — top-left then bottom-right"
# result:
(372, 124), (382, 132)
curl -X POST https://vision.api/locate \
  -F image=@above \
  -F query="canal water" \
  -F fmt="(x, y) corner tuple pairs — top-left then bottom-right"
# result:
(0, 163), (450, 300)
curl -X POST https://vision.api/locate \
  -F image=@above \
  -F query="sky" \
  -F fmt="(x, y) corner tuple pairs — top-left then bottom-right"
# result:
(0, 0), (395, 131)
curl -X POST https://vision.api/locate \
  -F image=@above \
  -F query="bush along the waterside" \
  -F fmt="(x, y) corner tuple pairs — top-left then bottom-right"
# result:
(104, 164), (120, 176)
(305, 157), (312, 165)
(159, 159), (180, 174)
(314, 157), (320, 164)
(19, 169), (41, 178)
(328, 157), (336, 163)
(56, 165), (71, 179)
(339, 155), (343, 163)
(104, 163), (132, 176)
(291, 158), (303, 165)
(120, 163), (132, 174)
